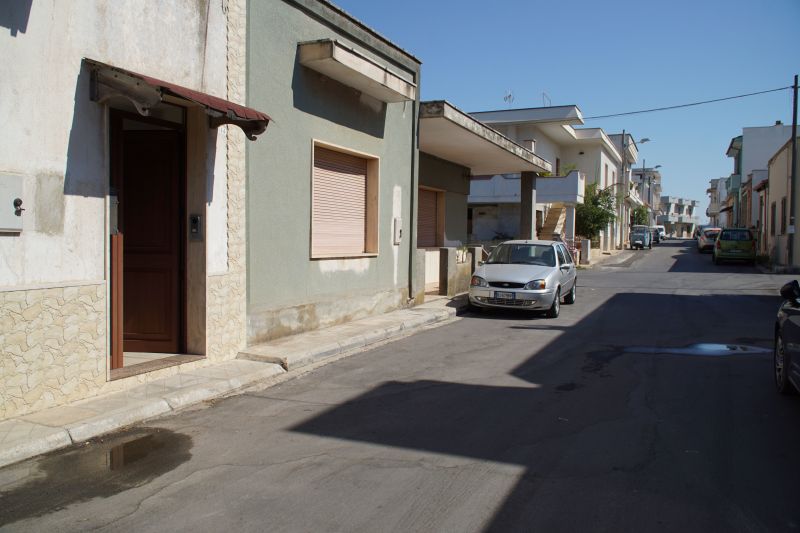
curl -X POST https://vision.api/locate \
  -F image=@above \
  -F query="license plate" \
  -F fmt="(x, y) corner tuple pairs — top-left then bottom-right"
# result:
(634, 241), (642, 245)
(495, 291), (515, 300)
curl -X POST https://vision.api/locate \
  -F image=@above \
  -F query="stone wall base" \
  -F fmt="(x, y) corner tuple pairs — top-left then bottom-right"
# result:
(247, 287), (410, 345)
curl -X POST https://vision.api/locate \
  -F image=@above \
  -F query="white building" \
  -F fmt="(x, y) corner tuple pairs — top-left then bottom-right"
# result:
(0, 0), (269, 419)
(706, 178), (726, 227)
(729, 122), (794, 227)
(658, 197), (701, 238)
(632, 167), (663, 224)
(468, 105), (622, 250)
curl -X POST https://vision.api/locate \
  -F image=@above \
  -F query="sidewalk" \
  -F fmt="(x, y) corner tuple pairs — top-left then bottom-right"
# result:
(0, 296), (467, 468)
(581, 246), (631, 268)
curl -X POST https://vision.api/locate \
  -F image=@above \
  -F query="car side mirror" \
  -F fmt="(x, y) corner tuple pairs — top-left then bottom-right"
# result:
(779, 280), (800, 304)
(478, 261), (485, 266)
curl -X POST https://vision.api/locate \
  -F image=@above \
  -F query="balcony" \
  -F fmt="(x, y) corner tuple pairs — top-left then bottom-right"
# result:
(707, 202), (721, 216)
(534, 170), (585, 205)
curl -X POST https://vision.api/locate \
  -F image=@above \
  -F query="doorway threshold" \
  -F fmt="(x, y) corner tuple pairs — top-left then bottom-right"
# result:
(111, 354), (205, 381)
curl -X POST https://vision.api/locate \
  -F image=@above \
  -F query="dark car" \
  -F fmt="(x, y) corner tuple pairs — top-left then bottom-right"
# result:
(774, 280), (800, 395)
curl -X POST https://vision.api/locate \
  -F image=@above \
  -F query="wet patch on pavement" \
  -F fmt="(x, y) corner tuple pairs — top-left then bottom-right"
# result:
(581, 348), (624, 376)
(0, 427), (192, 526)
(623, 343), (772, 357)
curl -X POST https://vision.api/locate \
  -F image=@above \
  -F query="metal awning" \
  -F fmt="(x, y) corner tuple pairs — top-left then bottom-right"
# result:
(298, 39), (416, 103)
(85, 59), (270, 140)
(419, 101), (551, 175)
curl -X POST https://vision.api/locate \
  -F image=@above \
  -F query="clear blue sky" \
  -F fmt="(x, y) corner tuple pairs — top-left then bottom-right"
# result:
(334, 0), (799, 221)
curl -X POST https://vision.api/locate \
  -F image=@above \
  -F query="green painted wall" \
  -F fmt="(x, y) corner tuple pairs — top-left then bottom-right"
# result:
(246, 0), (420, 341)
(419, 152), (470, 245)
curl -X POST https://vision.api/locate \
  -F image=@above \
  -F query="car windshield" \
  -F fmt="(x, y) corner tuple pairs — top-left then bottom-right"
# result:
(631, 231), (647, 238)
(486, 244), (556, 266)
(720, 229), (752, 241)
(704, 230), (720, 239)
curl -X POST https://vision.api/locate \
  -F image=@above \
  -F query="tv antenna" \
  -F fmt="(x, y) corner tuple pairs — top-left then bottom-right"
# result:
(503, 90), (514, 106)
(542, 92), (551, 107)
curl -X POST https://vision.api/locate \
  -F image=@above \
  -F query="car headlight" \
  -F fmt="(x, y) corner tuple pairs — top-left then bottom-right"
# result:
(524, 279), (546, 290)
(470, 276), (488, 287)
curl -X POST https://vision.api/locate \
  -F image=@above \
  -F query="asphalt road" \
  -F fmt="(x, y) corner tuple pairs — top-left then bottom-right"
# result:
(2, 240), (799, 532)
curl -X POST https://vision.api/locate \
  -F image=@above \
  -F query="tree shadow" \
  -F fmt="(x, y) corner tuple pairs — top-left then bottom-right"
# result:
(668, 245), (760, 273)
(291, 292), (800, 531)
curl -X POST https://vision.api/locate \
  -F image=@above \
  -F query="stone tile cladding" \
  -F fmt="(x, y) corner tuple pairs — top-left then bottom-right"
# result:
(0, 285), (106, 419)
(207, 0), (247, 362)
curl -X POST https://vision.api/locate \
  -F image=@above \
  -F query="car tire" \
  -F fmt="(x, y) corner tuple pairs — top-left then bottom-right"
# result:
(775, 335), (797, 395)
(545, 288), (560, 318)
(712, 253), (718, 265)
(564, 281), (576, 304)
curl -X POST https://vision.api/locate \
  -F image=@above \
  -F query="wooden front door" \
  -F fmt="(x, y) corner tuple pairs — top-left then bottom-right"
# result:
(111, 123), (184, 365)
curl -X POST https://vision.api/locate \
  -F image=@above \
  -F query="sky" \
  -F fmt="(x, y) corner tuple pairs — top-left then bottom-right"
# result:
(334, 0), (800, 222)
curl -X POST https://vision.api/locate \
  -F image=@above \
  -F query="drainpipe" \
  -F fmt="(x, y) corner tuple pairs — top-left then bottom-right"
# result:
(407, 75), (420, 304)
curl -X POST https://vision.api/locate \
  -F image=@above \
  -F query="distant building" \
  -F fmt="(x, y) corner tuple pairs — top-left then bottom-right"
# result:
(658, 197), (701, 238)
(632, 167), (662, 225)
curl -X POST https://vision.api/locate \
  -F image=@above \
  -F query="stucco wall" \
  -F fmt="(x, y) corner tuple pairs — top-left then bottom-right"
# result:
(0, 0), (231, 287)
(766, 141), (797, 265)
(246, 0), (420, 344)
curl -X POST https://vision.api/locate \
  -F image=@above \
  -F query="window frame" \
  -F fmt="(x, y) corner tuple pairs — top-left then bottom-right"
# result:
(310, 140), (380, 259)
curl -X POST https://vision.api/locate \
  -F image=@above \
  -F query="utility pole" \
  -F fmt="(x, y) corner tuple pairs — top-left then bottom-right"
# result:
(789, 75), (798, 267)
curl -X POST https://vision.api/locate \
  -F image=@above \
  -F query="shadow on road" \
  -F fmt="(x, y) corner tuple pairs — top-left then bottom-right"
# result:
(668, 245), (761, 274)
(292, 292), (800, 530)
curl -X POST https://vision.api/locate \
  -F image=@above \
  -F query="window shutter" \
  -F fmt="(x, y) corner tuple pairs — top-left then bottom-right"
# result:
(418, 188), (438, 248)
(312, 147), (368, 256)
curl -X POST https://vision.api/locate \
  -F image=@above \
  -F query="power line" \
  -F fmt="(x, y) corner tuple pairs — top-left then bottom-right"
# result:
(583, 86), (792, 120)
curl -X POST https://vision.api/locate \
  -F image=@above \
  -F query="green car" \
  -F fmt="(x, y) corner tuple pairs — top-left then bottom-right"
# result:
(712, 228), (756, 265)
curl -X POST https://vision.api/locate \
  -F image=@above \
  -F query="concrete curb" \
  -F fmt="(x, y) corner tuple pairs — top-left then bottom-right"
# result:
(238, 306), (456, 370)
(0, 361), (286, 468)
(0, 303), (462, 469)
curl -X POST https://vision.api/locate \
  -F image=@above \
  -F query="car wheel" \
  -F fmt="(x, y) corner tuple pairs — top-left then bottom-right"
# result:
(775, 335), (797, 395)
(712, 253), (718, 265)
(564, 281), (576, 304)
(546, 288), (560, 318)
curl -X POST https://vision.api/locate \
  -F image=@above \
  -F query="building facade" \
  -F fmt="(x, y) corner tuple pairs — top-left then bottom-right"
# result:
(0, 0), (266, 419)
(245, 0), (421, 344)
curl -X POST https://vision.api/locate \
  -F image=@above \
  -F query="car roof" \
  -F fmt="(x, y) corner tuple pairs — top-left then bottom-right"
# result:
(499, 239), (558, 245)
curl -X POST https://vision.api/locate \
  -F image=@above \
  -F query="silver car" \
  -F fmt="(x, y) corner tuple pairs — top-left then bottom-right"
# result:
(468, 240), (578, 318)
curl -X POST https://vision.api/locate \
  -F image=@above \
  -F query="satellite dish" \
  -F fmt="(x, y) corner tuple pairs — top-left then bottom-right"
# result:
(503, 90), (514, 105)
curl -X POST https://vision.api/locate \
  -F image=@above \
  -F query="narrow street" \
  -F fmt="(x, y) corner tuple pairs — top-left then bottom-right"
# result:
(2, 240), (799, 532)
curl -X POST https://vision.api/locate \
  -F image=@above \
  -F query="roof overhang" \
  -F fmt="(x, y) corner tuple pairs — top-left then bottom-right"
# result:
(419, 101), (551, 175)
(726, 135), (743, 157)
(86, 58), (270, 140)
(298, 39), (416, 103)
(469, 105), (584, 127)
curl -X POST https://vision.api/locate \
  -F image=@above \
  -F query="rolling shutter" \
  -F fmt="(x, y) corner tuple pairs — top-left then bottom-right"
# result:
(312, 147), (368, 256)
(418, 188), (438, 248)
